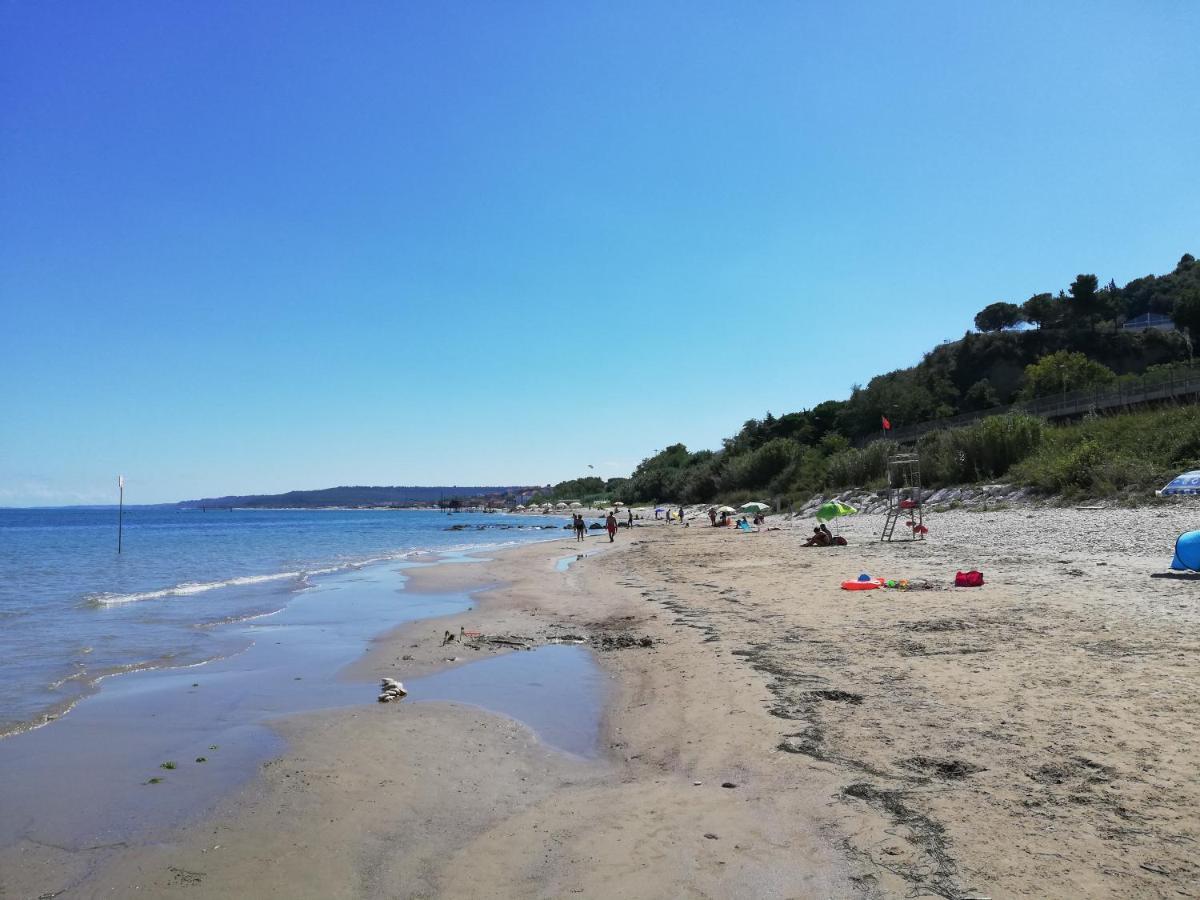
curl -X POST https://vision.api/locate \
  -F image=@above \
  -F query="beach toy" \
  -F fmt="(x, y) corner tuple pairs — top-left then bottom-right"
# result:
(842, 578), (884, 590)
(1171, 530), (1200, 571)
(857, 573), (872, 582)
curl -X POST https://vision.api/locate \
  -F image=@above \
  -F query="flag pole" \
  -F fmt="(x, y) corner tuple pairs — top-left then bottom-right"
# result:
(118, 475), (124, 554)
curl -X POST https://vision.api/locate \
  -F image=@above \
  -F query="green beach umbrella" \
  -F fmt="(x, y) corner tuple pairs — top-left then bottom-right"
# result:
(815, 500), (857, 522)
(739, 501), (770, 513)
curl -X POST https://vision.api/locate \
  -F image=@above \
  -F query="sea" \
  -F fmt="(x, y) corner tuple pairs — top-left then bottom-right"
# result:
(0, 507), (567, 738)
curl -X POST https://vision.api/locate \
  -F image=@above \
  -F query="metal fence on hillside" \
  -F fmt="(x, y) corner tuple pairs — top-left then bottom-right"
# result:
(884, 366), (1200, 444)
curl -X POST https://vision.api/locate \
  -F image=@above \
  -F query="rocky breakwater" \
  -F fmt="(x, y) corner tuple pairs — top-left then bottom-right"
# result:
(796, 483), (1034, 516)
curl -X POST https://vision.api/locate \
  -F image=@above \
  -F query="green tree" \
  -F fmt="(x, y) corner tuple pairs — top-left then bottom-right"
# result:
(974, 301), (1025, 332)
(1020, 350), (1116, 399)
(1068, 274), (1101, 321)
(963, 378), (1001, 411)
(1173, 288), (1200, 338)
(1022, 292), (1061, 329)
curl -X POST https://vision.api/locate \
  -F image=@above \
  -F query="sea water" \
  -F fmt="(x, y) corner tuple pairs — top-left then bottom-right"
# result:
(0, 507), (566, 736)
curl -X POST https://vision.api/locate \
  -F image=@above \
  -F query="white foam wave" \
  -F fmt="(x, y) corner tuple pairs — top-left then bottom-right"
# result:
(89, 571), (303, 606)
(85, 534), (558, 608)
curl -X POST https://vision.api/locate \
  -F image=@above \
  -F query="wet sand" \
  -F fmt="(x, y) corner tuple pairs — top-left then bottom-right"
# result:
(6, 506), (1199, 898)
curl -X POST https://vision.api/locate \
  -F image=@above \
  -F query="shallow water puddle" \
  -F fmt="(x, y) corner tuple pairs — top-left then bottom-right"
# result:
(555, 546), (605, 572)
(556, 553), (584, 572)
(408, 645), (606, 758)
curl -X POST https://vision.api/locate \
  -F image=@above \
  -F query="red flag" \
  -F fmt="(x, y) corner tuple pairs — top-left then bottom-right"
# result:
(881, 416), (892, 431)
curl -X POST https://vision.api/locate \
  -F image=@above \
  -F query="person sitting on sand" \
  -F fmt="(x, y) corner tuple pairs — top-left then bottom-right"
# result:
(804, 526), (832, 547)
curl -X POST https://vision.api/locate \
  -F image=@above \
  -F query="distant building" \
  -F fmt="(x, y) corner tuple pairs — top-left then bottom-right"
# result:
(1122, 313), (1176, 332)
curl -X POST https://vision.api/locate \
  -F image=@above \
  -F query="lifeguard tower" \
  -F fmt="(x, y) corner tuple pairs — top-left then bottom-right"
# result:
(881, 451), (926, 541)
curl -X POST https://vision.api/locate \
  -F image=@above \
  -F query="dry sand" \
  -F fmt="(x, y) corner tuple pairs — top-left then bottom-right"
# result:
(58, 506), (1200, 898)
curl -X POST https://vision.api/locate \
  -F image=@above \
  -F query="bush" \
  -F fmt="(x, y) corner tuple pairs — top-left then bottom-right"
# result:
(918, 414), (1044, 483)
(720, 439), (798, 492)
(1020, 350), (1116, 400)
(1012, 406), (1200, 496)
(825, 441), (890, 489)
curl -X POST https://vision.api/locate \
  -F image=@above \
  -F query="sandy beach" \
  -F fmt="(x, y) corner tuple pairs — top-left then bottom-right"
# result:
(7, 505), (1200, 899)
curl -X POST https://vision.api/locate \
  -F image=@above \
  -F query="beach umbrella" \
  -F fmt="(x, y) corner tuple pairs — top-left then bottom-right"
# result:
(654, 506), (666, 512)
(815, 500), (857, 522)
(569, 501), (583, 509)
(739, 501), (770, 513)
(1158, 470), (1200, 496)
(716, 505), (737, 514)
(613, 501), (624, 507)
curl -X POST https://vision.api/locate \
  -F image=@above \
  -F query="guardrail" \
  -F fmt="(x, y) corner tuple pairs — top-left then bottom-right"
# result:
(884, 368), (1200, 444)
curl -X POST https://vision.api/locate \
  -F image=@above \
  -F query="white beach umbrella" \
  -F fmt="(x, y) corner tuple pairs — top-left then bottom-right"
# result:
(569, 501), (583, 509)
(716, 505), (737, 514)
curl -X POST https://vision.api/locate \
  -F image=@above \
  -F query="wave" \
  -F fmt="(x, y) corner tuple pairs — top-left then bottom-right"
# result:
(87, 571), (305, 606)
(82, 534), (557, 608)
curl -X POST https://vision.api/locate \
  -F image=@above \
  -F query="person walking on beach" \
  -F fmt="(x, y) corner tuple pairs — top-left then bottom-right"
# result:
(678, 506), (684, 524)
(627, 509), (633, 529)
(606, 511), (618, 542)
(574, 514), (585, 542)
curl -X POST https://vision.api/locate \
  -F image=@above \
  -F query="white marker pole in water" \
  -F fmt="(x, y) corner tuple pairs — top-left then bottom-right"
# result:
(117, 475), (125, 554)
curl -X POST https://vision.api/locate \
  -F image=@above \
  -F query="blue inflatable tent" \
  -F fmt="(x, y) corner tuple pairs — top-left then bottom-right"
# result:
(1170, 530), (1200, 571)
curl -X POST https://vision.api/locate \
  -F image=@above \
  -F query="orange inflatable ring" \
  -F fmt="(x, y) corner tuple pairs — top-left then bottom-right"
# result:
(841, 579), (883, 590)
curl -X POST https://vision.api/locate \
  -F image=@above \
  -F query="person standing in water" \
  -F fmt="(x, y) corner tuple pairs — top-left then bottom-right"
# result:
(606, 511), (618, 542)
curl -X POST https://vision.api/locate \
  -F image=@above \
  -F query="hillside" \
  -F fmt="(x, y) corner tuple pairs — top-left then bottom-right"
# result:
(535, 253), (1200, 506)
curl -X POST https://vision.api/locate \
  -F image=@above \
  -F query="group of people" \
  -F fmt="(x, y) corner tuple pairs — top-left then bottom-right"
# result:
(574, 504), (846, 546)
(574, 509), (633, 543)
(707, 508), (765, 528)
(658, 506), (686, 524)
(804, 523), (847, 546)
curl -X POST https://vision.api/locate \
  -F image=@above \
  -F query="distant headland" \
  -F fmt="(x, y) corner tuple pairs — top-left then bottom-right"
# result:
(173, 485), (546, 510)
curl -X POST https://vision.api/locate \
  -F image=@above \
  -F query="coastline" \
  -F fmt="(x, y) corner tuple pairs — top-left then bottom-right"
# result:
(17, 527), (853, 898)
(6, 506), (1198, 898)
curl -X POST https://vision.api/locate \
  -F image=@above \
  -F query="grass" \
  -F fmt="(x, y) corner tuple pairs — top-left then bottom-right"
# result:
(1011, 406), (1200, 496)
(821, 406), (1200, 500)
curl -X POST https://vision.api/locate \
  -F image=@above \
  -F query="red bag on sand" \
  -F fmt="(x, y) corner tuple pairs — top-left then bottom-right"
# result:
(955, 570), (984, 587)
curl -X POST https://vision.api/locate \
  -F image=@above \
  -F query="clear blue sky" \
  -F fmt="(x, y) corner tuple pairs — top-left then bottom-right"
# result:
(2, 2), (1197, 505)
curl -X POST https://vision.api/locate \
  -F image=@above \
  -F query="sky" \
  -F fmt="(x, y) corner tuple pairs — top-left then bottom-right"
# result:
(2, 2), (1198, 505)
